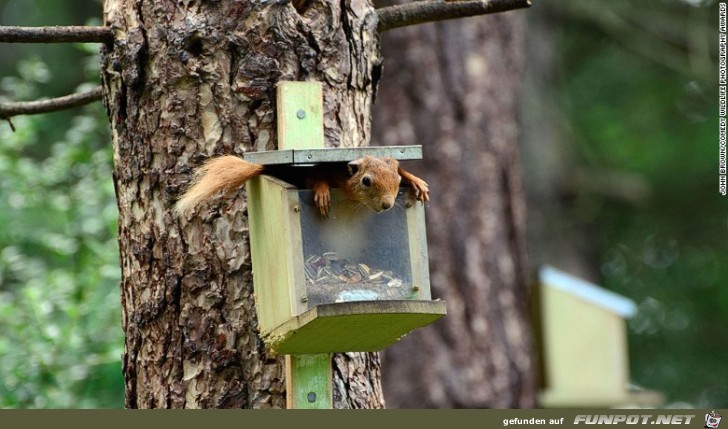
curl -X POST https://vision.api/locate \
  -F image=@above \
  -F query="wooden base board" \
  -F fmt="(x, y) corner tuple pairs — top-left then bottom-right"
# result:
(264, 300), (447, 355)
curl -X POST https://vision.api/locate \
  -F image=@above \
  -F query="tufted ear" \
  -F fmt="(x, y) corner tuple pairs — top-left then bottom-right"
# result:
(347, 159), (362, 176)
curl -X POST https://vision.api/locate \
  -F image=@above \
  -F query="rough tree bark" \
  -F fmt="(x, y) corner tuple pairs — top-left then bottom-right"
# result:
(101, 0), (384, 408)
(372, 12), (536, 407)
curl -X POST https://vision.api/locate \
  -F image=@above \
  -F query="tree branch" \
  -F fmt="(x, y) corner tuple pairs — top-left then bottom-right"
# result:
(0, 25), (113, 44)
(377, 0), (532, 32)
(0, 86), (103, 120)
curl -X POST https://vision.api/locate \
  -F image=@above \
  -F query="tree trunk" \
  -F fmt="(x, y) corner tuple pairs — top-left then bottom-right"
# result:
(372, 13), (536, 408)
(101, 0), (384, 408)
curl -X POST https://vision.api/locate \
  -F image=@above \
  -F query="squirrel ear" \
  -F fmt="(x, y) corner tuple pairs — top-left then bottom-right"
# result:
(385, 157), (399, 168)
(347, 159), (361, 176)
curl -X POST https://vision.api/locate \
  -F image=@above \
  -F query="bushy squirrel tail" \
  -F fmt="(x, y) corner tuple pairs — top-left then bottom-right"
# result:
(174, 156), (264, 217)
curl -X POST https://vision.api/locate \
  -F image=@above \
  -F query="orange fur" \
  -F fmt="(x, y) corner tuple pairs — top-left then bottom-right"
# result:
(174, 156), (264, 217)
(175, 155), (430, 218)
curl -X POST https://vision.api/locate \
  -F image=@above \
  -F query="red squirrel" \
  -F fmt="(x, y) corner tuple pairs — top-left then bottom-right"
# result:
(175, 155), (429, 217)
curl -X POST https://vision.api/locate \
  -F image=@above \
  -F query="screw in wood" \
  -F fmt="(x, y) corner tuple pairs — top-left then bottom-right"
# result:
(307, 392), (316, 403)
(296, 109), (306, 119)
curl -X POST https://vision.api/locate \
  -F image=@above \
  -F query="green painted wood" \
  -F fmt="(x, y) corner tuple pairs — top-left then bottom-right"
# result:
(276, 81), (325, 150)
(286, 354), (332, 409)
(246, 175), (305, 334)
(407, 198), (431, 300)
(275, 80), (331, 409)
(264, 300), (447, 354)
(254, 82), (446, 408)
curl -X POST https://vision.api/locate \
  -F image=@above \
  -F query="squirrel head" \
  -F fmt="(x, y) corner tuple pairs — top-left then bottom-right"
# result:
(345, 156), (401, 213)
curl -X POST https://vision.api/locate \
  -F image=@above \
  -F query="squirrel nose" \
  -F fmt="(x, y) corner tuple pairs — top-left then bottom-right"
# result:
(381, 201), (392, 211)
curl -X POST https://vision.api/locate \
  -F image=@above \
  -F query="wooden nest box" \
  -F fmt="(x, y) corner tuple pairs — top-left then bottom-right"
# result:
(536, 266), (663, 407)
(245, 146), (446, 354)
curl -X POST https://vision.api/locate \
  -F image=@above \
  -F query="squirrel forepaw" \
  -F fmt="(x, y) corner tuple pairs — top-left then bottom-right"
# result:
(314, 189), (331, 218)
(411, 178), (430, 203)
(311, 180), (331, 218)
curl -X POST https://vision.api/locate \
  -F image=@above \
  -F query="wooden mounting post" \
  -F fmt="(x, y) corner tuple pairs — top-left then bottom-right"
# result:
(276, 81), (324, 151)
(276, 81), (332, 409)
(285, 354), (332, 409)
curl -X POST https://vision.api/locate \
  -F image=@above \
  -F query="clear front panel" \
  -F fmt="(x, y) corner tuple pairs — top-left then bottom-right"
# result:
(299, 189), (420, 308)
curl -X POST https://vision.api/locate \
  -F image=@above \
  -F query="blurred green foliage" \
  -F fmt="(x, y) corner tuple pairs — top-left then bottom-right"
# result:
(0, 108), (123, 408)
(555, 0), (727, 407)
(0, 0), (123, 408)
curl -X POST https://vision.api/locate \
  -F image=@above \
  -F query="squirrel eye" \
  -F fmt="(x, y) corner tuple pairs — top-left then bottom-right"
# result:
(361, 176), (372, 187)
